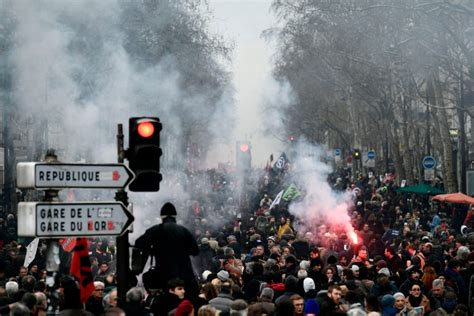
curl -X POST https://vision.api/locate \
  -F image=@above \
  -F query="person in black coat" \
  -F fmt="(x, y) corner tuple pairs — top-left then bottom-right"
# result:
(134, 202), (199, 299)
(196, 238), (216, 274)
(318, 285), (348, 315)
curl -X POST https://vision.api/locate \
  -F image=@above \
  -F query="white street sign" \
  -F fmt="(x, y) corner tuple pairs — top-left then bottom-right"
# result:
(17, 163), (135, 189)
(424, 168), (435, 181)
(17, 202), (134, 237)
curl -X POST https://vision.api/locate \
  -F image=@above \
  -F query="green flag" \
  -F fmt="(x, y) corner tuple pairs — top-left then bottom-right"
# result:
(282, 183), (301, 201)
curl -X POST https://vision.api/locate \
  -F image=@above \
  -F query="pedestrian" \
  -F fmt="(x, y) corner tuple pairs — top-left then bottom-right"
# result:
(134, 202), (199, 298)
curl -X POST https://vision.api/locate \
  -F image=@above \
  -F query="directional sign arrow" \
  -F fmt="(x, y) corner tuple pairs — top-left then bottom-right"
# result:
(17, 202), (134, 237)
(17, 163), (135, 189)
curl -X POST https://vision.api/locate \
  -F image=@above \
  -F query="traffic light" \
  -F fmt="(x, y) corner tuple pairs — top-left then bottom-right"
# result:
(353, 149), (361, 160)
(236, 141), (251, 172)
(128, 117), (162, 192)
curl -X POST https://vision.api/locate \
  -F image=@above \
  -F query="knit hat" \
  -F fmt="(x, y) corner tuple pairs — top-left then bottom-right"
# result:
(201, 237), (209, 245)
(393, 292), (405, 300)
(303, 277), (315, 293)
(217, 270), (229, 282)
(381, 294), (395, 308)
(351, 265), (360, 272)
(284, 275), (298, 292)
(202, 270), (212, 281)
(160, 202), (177, 217)
(376, 260), (387, 269)
(175, 300), (193, 316)
(260, 287), (274, 300)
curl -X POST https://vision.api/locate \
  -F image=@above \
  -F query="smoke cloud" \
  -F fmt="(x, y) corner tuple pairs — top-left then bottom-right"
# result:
(286, 141), (355, 240)
(5, 0), (355, 244)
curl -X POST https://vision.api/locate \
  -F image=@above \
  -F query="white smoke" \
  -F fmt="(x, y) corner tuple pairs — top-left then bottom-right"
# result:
(287, 141), (355, 239)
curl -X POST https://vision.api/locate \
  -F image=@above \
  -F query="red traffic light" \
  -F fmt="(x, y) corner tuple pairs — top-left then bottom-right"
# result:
(137, 121), (155, 138)
(240, 143), (249, 152)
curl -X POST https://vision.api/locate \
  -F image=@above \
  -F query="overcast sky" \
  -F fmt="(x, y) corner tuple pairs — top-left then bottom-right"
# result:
(207, 0), (284, 167)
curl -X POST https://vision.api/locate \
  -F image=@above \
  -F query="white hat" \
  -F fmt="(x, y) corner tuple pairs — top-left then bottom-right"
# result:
(351, 265), (360, 272)
(202, 270), (212, 281)
(303, 278), (315, 293)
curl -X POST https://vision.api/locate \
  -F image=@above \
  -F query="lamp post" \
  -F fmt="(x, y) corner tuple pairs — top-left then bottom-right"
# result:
(449, 128), (459, 191)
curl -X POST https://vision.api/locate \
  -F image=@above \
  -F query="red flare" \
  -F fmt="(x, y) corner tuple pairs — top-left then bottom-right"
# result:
(350, 231), (358, 244)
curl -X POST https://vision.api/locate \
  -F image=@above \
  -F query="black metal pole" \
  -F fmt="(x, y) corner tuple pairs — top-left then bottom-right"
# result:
(115, 124), (130, 307)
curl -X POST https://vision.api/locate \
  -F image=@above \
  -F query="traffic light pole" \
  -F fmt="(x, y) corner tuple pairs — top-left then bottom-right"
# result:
(115, 124), (130, 307)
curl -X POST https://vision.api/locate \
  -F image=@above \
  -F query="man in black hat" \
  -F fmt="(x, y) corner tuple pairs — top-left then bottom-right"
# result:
(134, 202), (199, 299)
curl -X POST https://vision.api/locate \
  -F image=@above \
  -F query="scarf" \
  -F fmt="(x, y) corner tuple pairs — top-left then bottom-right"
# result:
(408, 294), (423, 307)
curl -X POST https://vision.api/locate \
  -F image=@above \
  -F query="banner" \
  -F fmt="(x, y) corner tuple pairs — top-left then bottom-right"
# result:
(269, 190), (284, 210)
(70, 238), (95, 303)
(24, 238), (40, 268)
(282, 183), (301, 202)
(273, 152), (289, 173)
(59, 238), (77, 253)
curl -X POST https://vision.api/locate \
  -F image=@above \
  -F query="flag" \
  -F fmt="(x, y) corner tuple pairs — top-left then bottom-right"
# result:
(70, 238), (94, 303)
(59, 238), (77, 253)
(282, 183), (301, 202)
(273, 152), (289, 173)
(265, 154), (274, 172)
(269, 190), (284, 210)
(24, 238), (40, 268)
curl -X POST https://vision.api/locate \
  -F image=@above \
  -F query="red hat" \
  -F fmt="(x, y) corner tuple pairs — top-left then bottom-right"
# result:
(175, 300), (194, 316)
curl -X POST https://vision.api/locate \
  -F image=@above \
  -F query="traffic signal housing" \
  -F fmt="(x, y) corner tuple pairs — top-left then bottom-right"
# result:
(353, 149), (361, 160)
(128, 117), (162, 192)
(236, 141), (251, 172)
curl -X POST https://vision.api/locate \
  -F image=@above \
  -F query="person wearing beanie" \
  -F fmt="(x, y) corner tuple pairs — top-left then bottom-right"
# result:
(196, 238), (215, 276)
(174, 299), (194, 316)
(202, 270), (212, 282)
(393, 292), (407, 314)
(380, 294), (397, 316)
(308, 258), (324, 292)
(399, 268), (424, 297)
(216, 270), (229, 282)
(134, 202), (199, 298)
(208, 281), (234, 314)
(302, 278), (320, 316)
(275, 275), (299, 305)
(248, 287), (276, 315)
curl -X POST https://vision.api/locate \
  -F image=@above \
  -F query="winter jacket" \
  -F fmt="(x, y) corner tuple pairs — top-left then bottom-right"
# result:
(209, 293), (234, 314)
(134, 217), (199, 291)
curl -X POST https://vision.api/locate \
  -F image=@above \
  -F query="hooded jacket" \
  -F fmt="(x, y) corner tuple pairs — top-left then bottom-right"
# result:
(134, 216), (199, 291)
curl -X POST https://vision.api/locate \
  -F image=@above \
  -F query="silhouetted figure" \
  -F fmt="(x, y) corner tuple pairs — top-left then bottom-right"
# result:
(134, 202), (199, 300)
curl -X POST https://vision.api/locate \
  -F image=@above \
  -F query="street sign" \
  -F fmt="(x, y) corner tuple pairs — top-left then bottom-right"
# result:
(422, 156), (436, 169)
(335, 149), (341, 156)
(17, 163), (135, 189)
(363, 151), (376, 168)
(424, 168), (435, 181)
(17, 202), (134, 237)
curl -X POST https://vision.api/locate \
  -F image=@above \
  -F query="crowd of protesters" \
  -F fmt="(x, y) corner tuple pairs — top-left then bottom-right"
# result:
(0, 155), (473, 315)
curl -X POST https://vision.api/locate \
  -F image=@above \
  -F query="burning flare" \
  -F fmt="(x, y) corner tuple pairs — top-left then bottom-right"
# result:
(349, 231), (358, 245)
